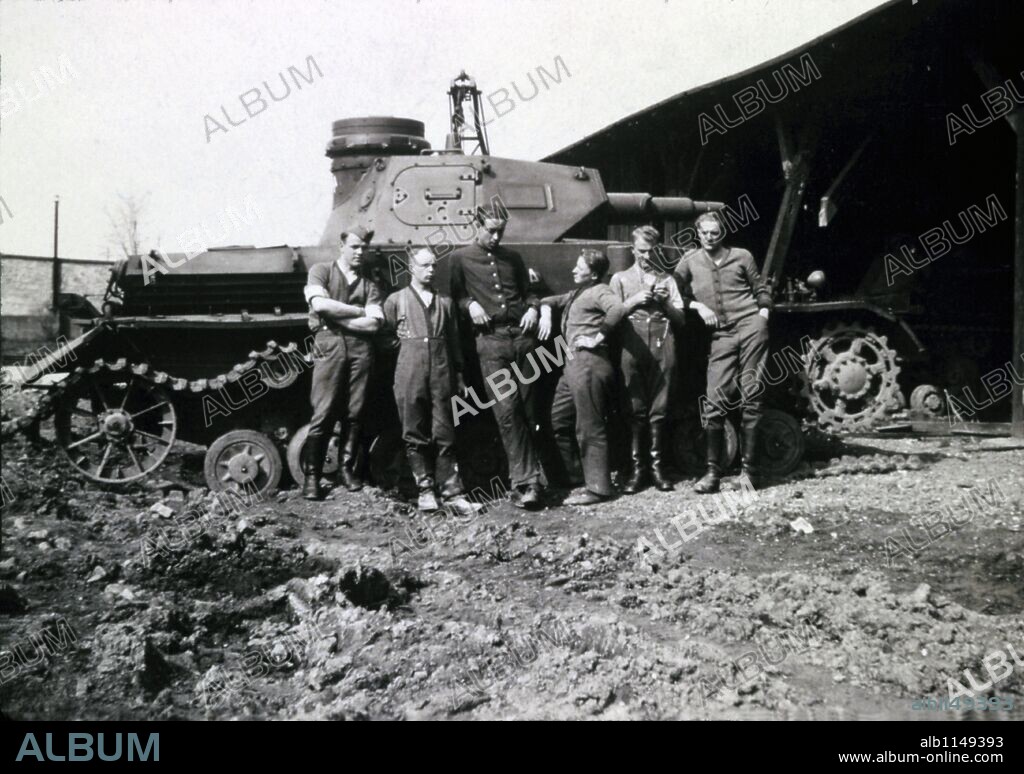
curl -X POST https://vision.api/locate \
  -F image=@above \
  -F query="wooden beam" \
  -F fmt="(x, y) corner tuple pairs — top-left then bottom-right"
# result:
(819, 136), (872, 227)
(1014, 127), (1024, 437)
(763, 150), (812, 283)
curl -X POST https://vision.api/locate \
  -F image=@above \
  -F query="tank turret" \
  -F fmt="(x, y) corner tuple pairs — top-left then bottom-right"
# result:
(320, 129), (721, 249)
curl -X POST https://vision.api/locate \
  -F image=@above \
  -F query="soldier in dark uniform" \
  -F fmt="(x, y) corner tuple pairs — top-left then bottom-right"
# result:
(382, 248), (475, 514)
(449, 215), (545, 510)
(541, 248), (626, 506)
(610, 225), (686, 493)
(302, 226), (384, 500)
(675, 212), (772, 493)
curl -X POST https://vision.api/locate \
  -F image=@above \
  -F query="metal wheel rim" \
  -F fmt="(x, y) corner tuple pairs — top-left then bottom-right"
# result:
(802, 324), (900, 430)
(56, 375), (177, 484)
(285, 423), (341, 485)
(212, 438), (277, 492)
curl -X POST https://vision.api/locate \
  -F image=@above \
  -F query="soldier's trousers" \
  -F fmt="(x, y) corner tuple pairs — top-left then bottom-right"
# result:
(704, 313), (769, 431)
(620, 317), (675, 428)
(475, 326), (542, 489)
(308, 330), (373, 444)
(550, 349), (615, 496)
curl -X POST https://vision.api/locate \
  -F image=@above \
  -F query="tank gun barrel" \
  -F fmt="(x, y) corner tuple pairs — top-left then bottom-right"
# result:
(605, 193), (724, 223)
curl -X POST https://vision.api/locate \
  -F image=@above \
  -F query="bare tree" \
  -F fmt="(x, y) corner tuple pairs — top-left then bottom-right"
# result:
(106, 192), (150, 260)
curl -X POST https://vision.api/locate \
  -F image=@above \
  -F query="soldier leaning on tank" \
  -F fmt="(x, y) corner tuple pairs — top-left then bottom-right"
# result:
(382, 248), (477, 515)
(449, 214), (546, 511)
(540, 248), (627, 506)
(674, 212), (772, 493)
(609, 225), (686, 494)
(301, 226), (385, 500)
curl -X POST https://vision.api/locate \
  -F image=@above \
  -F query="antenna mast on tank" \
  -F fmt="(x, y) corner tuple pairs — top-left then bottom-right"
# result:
(447, 71), (490, 156)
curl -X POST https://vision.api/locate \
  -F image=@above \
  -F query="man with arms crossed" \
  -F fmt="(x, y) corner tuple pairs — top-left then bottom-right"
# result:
(302, 226), (384, 500)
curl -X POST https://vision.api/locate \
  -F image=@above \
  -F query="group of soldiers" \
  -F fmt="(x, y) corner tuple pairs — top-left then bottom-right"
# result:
(301, 211), (771, 510)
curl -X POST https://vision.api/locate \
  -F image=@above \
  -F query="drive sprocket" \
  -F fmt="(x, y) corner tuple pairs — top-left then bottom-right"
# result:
(800, 322), (901, 431)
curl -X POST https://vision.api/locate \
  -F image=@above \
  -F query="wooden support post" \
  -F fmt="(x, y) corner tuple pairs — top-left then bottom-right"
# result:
(1013, 127), (1024, 437)
(763, 113), (815, 286)
(763, 152), (811, 284)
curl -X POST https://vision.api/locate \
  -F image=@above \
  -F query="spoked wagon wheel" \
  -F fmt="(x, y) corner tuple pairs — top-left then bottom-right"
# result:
(55, 373), (177, 484)
(205, 429), (282, 497)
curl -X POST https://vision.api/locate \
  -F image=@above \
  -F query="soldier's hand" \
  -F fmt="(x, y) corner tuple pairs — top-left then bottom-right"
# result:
(574, 333), (604, 351)
(468, 300), (491, 327)
(364, 303), (385, 321)
(626, 290), (653, 310)
(653, 286), (670, 305)
(537, 306), (553, 341)
(694, 302), (718, 328)
(520, 306), (539, 334)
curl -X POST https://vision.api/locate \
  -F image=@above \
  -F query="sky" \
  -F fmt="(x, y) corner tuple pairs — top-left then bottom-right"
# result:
(0, 0), (886, 260)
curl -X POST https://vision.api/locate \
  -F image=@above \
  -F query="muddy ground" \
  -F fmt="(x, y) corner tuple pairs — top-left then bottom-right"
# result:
(1, 430), (1022, 721)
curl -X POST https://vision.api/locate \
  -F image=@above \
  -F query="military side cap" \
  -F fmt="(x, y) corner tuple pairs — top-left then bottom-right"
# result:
(344, 225), (374, 243)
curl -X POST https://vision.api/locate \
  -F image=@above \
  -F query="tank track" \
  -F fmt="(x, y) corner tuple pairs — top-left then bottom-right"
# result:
(1, 340), (313, 439)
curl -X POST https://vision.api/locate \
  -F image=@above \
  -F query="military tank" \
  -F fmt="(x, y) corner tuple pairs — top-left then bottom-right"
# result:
(7, 72), (807, 495)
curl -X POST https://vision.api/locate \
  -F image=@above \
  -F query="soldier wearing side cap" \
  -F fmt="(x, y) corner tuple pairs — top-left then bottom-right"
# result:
(302, 226), (384, 500)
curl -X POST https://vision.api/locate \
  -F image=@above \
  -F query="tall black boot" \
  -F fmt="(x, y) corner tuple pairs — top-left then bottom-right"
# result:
(622, 422), (650, 494)
(339, 422), (364, 492)
(407, 447), (438, 511)
(302, 434), (327, 501)
(694, 424), (724, 494)
(740, 417), (762, 489)
(650, 423), (674, 492)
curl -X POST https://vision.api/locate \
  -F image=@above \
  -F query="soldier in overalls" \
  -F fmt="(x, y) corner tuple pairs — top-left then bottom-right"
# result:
(302, 226), (384, 500)
(610, 225), (686, 493)
(383, 248), (474, 513)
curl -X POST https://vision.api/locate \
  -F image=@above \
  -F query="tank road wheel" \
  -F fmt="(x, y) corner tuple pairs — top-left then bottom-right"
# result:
(800, 323), (901, 431)
(756, 409), (805, 477)
(910, 384), (946, 418)
(55, 374), (177, 484)
(285, 423), (340, 487)
(205, 430), (282, 497)
(673, 417), (739, 477)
